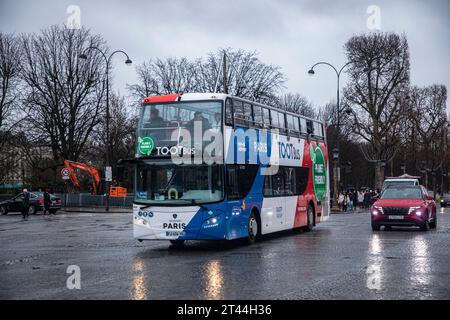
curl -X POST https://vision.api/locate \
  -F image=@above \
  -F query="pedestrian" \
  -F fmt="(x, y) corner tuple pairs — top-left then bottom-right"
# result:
(342, 192), (349, 212)
(363, 191), (371, 208)
(43, 188), (51, 215)
(358, 190), (364, 209)
(348, 191), (354, 211)
(352, 191), (358, 211)
(338, 192), (344, 211)
(21, 188), (30, 221)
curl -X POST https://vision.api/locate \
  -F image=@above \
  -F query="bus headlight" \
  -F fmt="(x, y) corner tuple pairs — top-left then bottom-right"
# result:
(134, 216), (147, 225)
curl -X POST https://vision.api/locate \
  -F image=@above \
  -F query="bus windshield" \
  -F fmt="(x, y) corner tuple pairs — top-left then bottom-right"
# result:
(139, 101), (222, 149)
(135, 161), (224, 205)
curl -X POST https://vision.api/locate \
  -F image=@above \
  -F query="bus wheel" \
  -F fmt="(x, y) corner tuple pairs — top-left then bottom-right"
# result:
(170, 240), (185, 247)
(304, 204), (314, 232)
(247, 211), (259, 244)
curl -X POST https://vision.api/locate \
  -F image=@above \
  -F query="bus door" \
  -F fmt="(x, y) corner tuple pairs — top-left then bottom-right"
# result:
(261, 169), (286, 234)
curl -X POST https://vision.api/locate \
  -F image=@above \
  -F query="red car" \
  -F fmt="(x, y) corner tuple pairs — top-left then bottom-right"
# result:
(370, 185), (437, 231)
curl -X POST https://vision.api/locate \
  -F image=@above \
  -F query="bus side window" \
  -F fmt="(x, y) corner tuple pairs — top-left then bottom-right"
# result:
(233, 100), (245, 127)
(313, 121), (322, 138)
(226, 164), (259, 199)
(279, 113), (287, 133)
(225, 98), (233, 126)
(244, 103), (252, 125)
(253, 105), (263, 127)
(271, 110), (280, 129)
(306, 120), (314, 134)
(262, 108), (271, 128)
(293, 116), (300, 134)
(299, 117), (307, 134)
(295, 167), (309, 195)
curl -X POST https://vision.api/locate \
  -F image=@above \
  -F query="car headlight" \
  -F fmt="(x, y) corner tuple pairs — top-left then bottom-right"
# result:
(408, 206), (421, 215)
(372, 205), (383, 215)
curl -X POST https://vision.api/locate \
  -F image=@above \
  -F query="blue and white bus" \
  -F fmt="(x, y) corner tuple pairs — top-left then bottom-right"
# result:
(133, 92), (330, 245)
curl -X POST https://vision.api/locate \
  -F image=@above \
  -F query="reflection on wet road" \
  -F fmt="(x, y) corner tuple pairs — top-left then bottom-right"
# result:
(1, 208), (450, 299)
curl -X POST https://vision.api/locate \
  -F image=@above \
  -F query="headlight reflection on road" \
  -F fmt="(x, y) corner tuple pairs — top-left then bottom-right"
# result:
(409, 236), (431, 286)
(131, 258), (149, 300)
(366, 234), (383, 290)
(203, 259), (224, 299)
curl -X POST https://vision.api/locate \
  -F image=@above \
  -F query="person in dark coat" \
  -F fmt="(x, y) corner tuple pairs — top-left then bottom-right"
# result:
(43, 188), (52, 215)
(21, 189), (30, 221)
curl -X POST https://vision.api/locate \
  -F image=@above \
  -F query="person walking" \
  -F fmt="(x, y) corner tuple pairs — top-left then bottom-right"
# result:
(338, 192), (344, 211)
(43, 188), (51, 215)
(342, 192), (349, 212)
(352, 191), (358, 211)
(358, 191), (364, 209)
(21, 189), (30, 221)
(348, 191), (354, 211)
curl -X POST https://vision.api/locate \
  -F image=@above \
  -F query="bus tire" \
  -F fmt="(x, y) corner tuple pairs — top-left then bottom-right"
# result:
(304, 203), (314, 232)
(170, 240), (185, 247)
(246, 210), (260, 244)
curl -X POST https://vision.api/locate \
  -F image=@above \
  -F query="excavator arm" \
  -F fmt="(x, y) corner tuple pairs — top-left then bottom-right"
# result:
(64, 160), (101, 195)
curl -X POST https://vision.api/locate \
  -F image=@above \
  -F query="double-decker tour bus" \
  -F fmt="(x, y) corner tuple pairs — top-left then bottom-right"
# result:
(133, 92), (330, 245)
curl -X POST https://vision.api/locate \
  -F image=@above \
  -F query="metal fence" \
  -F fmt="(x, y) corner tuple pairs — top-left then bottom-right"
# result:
(0, 193), (133, 208)
(55, 193), (134, 208)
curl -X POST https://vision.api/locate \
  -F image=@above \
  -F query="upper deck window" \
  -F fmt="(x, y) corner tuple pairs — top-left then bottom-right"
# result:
(139, 101), (222, 150)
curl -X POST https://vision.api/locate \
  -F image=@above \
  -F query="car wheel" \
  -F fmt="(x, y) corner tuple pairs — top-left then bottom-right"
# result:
(246, 211), (259, 244)
(304, 203), (314, 232)
(0, 206), (8, 215)
(28, 206), (37, 215)
(371, 224), (380, 231)
(49, 209), (57, 214)
(420, 212), (430, 231)
(429, 212), (437, 229)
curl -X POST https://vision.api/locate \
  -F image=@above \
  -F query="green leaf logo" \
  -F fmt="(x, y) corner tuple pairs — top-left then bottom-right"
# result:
(138, 136), (155, 156)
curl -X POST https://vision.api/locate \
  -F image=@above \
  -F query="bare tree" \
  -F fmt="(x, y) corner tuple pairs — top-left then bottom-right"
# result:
(410, 84), (447, 191)
(20, 25), (108, 166)
(276, 93), (315, 117)
(128, 48), (286, 105)
(84, 92), (136, 171)
(344, 32), (410, 189)
(0, 33), (24, 183)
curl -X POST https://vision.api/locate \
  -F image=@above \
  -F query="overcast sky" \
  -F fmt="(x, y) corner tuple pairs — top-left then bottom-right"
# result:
(1, 0), (449, 111)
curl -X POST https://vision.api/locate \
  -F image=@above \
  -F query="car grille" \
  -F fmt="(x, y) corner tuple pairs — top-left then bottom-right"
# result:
(382, 207), (409, 215)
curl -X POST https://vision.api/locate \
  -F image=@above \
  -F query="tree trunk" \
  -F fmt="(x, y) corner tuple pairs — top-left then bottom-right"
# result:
(374, 163), (384, 191)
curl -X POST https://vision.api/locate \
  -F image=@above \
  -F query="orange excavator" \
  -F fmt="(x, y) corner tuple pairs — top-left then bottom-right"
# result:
(64, 160), (101, 195)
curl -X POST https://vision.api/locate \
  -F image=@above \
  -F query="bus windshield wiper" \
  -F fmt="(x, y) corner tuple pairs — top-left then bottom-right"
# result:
(178, 199), (208, 210)
(133, 201), (153, 210)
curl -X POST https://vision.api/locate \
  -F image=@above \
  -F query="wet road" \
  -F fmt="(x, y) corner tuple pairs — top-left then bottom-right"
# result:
(1, 208), (450, 299)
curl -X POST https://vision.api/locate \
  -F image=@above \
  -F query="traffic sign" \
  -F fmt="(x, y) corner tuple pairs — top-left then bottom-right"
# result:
(61, 168), (71, 180)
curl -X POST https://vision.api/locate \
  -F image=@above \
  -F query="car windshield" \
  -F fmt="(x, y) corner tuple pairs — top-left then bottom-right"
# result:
(135, 161), (224, 205)
(380, 188), (422, 200)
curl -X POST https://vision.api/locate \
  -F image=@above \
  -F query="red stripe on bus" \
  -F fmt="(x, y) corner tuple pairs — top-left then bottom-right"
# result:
(143, 93), (181, 104)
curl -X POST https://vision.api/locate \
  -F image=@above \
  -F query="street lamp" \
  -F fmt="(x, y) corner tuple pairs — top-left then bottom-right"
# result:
(79, 47), (132, 212)
(308, 61), (352, 211)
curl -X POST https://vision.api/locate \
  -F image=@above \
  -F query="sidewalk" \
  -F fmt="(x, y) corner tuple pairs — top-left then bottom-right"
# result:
(61, 206), (131, 214)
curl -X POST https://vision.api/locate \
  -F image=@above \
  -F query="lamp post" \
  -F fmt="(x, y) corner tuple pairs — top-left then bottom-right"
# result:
(308, 61), (352, 211)
(79, 48), (132, 212)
